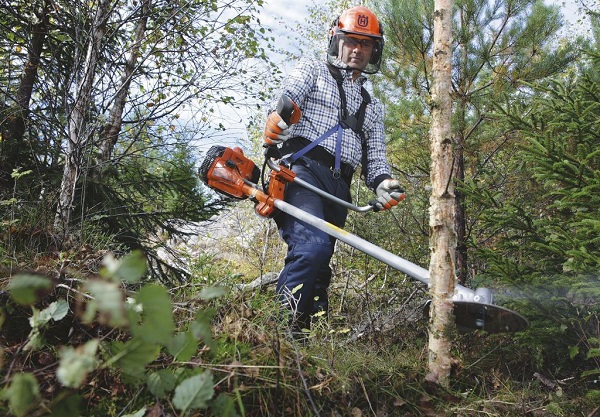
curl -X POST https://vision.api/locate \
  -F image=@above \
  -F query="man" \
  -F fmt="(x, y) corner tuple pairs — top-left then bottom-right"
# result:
(263, 5), (405, 335)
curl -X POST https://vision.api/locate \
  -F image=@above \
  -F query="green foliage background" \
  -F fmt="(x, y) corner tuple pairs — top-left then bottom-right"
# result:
(0, 0), (599, 415)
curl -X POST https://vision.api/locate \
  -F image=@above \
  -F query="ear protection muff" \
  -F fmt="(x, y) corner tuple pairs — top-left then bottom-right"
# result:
(327, 17), (340, 57)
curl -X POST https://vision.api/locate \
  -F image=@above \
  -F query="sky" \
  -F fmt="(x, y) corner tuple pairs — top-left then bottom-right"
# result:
(261, 0), (589, 36)
(263, 0), (592, 42)
(204, 0), (592, 151)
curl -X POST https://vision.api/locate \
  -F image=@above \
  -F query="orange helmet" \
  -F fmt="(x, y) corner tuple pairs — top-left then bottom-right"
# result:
(328, 6), (384, 74)
(336, 6), (383, 39)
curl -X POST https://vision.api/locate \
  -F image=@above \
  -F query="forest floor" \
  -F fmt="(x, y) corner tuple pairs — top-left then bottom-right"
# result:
(1, 208), (598, 416)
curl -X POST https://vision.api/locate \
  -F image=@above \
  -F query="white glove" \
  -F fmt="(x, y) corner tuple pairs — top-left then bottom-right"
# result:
(374, 179), (405, 211)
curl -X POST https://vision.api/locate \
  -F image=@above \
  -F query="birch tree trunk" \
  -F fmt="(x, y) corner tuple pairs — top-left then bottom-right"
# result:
(97, 0), (150, 167)
(426, 0), (456, 387)
(54, 0), (113, 234)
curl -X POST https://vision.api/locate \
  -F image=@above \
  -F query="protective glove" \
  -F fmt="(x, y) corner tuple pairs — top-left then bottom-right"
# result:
(263, 95), (302, 146)
(374, 179), (406, 211)
(263, 111), (291, 145)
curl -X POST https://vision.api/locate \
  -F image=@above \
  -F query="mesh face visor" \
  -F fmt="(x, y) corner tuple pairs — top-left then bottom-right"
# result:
(327, 30), (384, 75)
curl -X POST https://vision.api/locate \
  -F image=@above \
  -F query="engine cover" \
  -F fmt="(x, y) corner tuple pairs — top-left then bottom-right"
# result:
(199, 146), (260, 199)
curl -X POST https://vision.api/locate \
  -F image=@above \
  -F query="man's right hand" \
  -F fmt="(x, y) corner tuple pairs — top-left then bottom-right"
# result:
(264, 96), (302, 146)
(263, 111), (291, 145)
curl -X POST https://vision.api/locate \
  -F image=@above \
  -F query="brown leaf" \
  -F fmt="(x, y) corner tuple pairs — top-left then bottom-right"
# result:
(393, 398), (406, 407)
(146, 403), (163, 417)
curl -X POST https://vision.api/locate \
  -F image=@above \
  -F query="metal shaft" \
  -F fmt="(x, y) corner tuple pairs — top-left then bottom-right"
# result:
(239, 178), (535, 333)
(273, 198), (478, 301)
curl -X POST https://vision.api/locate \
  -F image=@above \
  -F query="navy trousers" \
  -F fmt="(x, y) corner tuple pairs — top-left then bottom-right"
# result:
(275, 158), (351, 330)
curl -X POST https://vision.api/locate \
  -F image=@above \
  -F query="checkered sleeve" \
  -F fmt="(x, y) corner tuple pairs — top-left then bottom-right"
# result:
(270, 58), (392, 190)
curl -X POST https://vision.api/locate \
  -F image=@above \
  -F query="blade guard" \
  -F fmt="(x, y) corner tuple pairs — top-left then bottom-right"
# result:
(423, 300), (529, 333)
(199, 146), (260, 200)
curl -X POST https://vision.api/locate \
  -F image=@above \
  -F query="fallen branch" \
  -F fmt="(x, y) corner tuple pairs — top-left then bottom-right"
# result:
(236, 272), (279, 291)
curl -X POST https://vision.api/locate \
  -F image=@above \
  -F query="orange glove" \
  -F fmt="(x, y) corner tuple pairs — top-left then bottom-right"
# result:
(263, 96), (301, 146)
(264, 111), (291, 145)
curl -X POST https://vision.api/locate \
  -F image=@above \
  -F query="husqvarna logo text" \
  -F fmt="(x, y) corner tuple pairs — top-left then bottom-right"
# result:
(357, 14), (369, 27)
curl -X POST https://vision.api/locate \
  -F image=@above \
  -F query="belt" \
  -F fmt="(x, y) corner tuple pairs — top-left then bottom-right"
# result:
(282, 137), (354, 182)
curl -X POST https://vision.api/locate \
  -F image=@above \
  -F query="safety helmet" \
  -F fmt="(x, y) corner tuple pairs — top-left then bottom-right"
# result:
(327, 5), (384, 74)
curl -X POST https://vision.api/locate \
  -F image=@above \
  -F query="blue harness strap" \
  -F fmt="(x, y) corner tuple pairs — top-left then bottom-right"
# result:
(288, 123), (344, 177)
(286, 64), (371, 179)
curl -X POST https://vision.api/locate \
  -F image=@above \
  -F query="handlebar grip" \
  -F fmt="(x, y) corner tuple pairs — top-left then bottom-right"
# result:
(276, 95), (295, 125)
(369, 200), (381, 212)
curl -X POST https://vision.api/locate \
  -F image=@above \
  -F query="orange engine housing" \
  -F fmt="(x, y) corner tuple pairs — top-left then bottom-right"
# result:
(199, 146), (260, 200)
(255, 163), (296, 218)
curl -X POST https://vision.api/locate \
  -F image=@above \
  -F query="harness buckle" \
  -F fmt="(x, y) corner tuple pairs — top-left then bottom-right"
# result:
(332, 168), (341, 179)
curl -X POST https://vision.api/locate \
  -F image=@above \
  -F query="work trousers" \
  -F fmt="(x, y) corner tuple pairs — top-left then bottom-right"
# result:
(275, 158), (351, 331)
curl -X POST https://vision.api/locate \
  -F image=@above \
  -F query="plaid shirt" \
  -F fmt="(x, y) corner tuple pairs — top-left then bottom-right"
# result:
(274, 58), (391, 189)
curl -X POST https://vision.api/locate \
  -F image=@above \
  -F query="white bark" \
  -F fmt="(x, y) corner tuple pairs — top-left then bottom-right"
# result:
(54, 0), (114, 233)
(427, 0), (456, 387)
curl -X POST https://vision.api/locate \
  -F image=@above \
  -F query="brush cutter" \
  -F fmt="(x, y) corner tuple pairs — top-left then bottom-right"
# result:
(198, 104), (528, 334)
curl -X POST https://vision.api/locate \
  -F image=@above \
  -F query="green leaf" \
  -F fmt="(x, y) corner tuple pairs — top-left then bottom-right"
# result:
(190, 308), (216, 349)
(587, 347), (600, 359)
(147, 369), (177, 398)
(212, 393), (238, 417)
(50, 394), (82, 417)
(0, 198), (18, 206)
(586, 389), (600, 402)
(57, 339), (99, 388)
(24, 328), (44, 351)
(100, 250), (147, 283)
(39, 299), (69, 323)
(11, 168), (32, 179)
(122, 408), (147, 417)
(568, 345), (579, 359)
(172, 371), (214, 412)
(132, 284), (174, 345)
(291, 284), (303, 295)
(8, 274), (53, 305)
(84, 280), (127, 327)
(23, 300), (69, 351)
(2, 373), (39, 417)
(582, 369), (600, 378)
(199, 286), (228, 300)
(168, 331), (198, 362)
(106, 338), (160, 375)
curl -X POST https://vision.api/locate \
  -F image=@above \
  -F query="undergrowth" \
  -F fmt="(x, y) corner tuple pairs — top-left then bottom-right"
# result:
(0, 248), (598, 416)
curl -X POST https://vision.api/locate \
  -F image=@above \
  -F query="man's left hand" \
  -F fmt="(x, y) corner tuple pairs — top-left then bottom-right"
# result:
(374, 179), (405, 211)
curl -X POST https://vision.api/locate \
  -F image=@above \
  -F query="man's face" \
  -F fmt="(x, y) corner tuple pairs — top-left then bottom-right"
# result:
(338, 34), (375, 71)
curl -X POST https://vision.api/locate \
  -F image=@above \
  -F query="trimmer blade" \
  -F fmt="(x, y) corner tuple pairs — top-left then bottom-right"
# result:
(424, 301), (529, 333)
